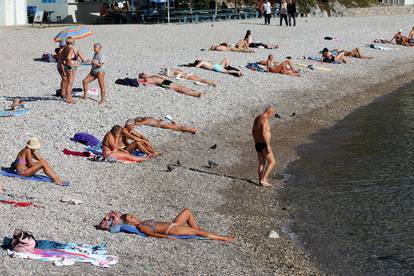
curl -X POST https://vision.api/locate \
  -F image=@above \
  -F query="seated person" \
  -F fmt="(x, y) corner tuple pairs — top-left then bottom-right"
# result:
(121, 119), (160, 157)
(161, 68), (217, 87)
(260, 55), (300, 76)
(192, 57), (243, 77)
(138, 73), (203, 98)
(11, 137), (64, 185)
(210, 42), (254, 53)
(321, 48), (347, 63)
(390, 29), (412, 46)
(102, 125), (149, 162)
(122, 2), (130, 12)
(104, 208), (236, 242)
(238, 30), (278, 49)
(134, 116), (197, 134)
(100, 4), (109, 17)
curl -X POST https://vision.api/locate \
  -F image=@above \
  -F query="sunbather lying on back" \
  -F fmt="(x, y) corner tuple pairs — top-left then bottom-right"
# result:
(121, 119), (160, 157)
(260, 55), (300, 76)
(338, 48), (372, 59)
(134, 116), (197, 134)
(191, 57), (243, 77)
(210, 42), (254, 53)
(100, 208), (236, 242)
(160, 68), (216, 87)
(102, 125), (149, 163)
(11, 137), (65, 185)
(321, 48), (348, 63)
(138, 73), (203, 98)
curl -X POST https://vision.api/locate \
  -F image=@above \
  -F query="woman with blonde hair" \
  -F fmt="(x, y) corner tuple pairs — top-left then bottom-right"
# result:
(11, 138), (65, 185)
(63, 37), (87, 104)
(279, 0), (288, 26)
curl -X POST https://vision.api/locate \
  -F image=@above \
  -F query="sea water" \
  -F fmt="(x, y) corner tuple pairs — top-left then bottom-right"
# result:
(284, 81), (414, 275)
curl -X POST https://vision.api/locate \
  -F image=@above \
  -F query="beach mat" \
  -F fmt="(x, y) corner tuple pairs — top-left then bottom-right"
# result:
(109, 224), (207, 240)
(245, 63), (266, 72)
(0, 109), (30, 117)
(0, 168), (69, 186)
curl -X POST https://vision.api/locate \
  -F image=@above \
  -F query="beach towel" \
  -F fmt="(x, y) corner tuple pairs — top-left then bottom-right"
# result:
(109, 224), (207, 240)
(115, 78), (139, 87)
(86, 145), (145, 157)
(306, 56), (339, 64)
(365, 43), (395, 51)
(63, 149), (93, 157)
(0, 197), (38, 208)
(0, 109), (30, 117)
(7, 241), (118, 267)
(296, 63), (333, 72)
(0, 168), (70, 186)
(245, 63), (266, 72)
(71, 132), (101, 147)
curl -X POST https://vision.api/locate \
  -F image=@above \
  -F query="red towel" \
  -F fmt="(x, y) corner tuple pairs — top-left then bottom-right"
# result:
(63, 149), (92, 157)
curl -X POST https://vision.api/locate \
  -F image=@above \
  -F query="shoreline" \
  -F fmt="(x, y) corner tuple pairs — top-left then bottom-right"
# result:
(1, 15), (414, 275)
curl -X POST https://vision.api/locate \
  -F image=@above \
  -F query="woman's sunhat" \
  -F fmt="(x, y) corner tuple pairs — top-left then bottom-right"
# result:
(26, 137), (41, 150)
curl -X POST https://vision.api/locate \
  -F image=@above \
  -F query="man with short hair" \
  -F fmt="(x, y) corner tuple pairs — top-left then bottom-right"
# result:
(252, 106), (277, 187)
(263, 0), (272, 25)
(120, 119), (160, 157)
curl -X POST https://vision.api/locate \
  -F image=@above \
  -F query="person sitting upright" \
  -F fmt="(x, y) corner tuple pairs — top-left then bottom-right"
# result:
(102, 125), (149, 163)
(138, 73), (203, 98)
(260, 55), (300, 76)
(121, 119), (160, 157)
(134, 116), (197, 134)
(11, 137), (65, 185)
(390, 29), (412, 46)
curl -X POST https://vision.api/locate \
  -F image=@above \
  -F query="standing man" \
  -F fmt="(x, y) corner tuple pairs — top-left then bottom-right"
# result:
(263, 0), (272, 25)
(252, 106), (277, 187)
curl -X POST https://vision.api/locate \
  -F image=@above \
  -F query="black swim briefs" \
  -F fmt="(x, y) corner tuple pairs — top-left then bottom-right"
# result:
(255, 142), (266, 152)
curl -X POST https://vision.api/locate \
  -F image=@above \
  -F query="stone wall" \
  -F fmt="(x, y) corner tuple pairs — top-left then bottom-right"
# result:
(344, 5), (414, 16)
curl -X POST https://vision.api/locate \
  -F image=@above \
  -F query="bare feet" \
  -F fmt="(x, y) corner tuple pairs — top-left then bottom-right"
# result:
(260, 179), (273, 188)
(10, 99), (25, 110)
(98, 100), (105, 106)
(55, 179), (65, 186)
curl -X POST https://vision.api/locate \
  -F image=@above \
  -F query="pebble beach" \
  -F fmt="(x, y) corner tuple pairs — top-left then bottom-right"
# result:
(0, 14), (414, 275)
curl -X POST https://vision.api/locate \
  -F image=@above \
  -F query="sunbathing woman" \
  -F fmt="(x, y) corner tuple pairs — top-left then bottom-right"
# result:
(390, 30), (412, 46)
(193, 57), (243, 77)
(11, 137), (64, 185)
(261, 55), (300, 76)
(339, 48), (372, 59)
(122, 208), (235, 242)
(121, 119), (160, 157)
(160, 68), (216, 87)
(63, 37), (88, 104)
(102, 125), (149, 162)
(210, 42), (254, 53)
(138, 73), (202, 98)
(321, 48), (347, 63)
(238, 30), (278, 49)
(134, 116), (197, 134)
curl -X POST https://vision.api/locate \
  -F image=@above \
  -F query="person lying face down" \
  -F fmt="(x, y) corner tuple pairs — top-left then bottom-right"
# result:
(120, 119), (160, 157)
(210, 42), (254, 53)
(99, 208), (236, 242)
(133, 116), (197, 134)
(138, 73), (203, 98)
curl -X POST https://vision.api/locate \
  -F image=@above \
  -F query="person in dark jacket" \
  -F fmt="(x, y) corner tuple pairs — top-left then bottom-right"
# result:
(287, 0), (296, 26)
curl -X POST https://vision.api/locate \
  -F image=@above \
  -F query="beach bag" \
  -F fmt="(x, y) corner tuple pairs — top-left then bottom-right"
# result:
(10, 229), (36, 253)
(98, 211), (123, 230)
(71, 132), (100, 147)
(115, 78), (139, 87)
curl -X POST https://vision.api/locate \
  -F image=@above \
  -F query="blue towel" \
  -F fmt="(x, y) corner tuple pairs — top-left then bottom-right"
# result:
(109, 224), (207, 240)
(245, 63), (266, 72)
(0, 109), (30, 117)
(36, 240), (107, 254)
(0, 168), (69, 186)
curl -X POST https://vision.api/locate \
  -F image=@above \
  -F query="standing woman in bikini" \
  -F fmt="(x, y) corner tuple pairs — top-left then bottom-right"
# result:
(102, 125), (149, 163)
(12, 137), (65, 185)
(56, 41), (68, 98)
(63, 37), (87, 104)
(121, 208), (236, 242)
